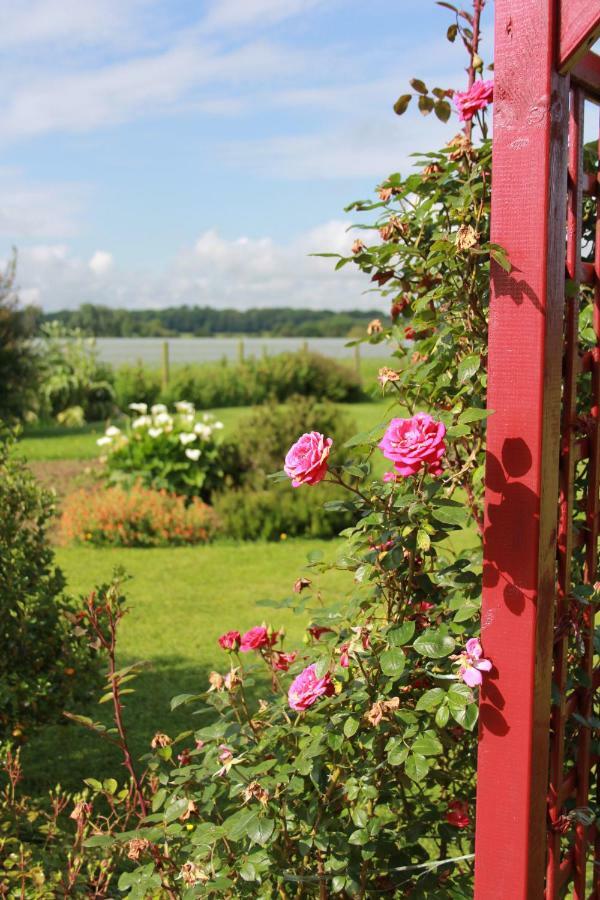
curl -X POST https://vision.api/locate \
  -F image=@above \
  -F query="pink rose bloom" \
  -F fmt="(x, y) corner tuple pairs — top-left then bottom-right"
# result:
(272, 651), (297, 672)
(338, 643), (350, 668)
(240, 626), (275, 652)
(456, 638), (492, 687)
(288, 663), (335, 711)
(284, 432), (333, 487)
(218, 630), (241, 651)
(446, 800), (470, 828)
(453, 79), (494, 122)
(378, 413), (446, 477)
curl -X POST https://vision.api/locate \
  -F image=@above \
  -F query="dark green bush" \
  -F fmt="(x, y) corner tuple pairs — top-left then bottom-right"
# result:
(214, 483), (354, 540)
(156, 351), (363, 410)
(0, 437), (100, 737)
(0, 254), (40, 423)
(228, 395), (356, 489)
(215, 397), (358, 539)
(113, 361), (162, 410)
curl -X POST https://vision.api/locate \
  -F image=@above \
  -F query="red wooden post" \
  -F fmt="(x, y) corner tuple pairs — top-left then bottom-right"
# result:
(473, 0), (569, 896)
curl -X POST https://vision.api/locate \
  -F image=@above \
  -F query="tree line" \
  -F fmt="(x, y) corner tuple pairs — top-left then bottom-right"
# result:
(41, 303), (377, 338)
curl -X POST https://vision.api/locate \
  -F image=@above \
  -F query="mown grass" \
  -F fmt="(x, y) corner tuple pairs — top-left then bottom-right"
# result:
(21, 540), (350, 791)
(18, 401), (393, 464)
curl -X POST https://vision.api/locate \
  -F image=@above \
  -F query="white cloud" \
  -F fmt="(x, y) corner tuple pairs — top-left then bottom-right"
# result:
(0, 169), (84, 239)
(201, 0), (329, 33)
(14, 222), (383, 313)
(0, 0), (150, 48)
(89, 250), (114, 274)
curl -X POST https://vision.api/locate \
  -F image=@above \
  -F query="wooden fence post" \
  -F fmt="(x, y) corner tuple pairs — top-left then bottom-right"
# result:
(473, 0), (569, 896)
(161, 340), (170, 391)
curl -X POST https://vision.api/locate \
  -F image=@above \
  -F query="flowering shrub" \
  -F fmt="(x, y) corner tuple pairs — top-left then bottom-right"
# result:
(98, 401), (226, 501)
(57, 3), (503, 894)
(60, 483), (219, 547)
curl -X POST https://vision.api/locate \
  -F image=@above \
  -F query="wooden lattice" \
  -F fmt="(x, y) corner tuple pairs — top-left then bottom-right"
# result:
(473, 3), (600, 898)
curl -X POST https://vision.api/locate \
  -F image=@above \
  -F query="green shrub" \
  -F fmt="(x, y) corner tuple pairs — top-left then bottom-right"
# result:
(0, 253), (40, 423)
(228, 395), (357, 490)
(159, 351), (363, 410)
(0, 436), (100, 738)
(37, 323), (115, 424)
(214, 483), (353, 541)
(214, 397), (358, 539)
(113, 361), (162, 410)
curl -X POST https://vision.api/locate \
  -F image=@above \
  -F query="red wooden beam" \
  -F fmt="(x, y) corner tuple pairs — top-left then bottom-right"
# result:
(473, 0), (569, 896)
(570, 51), (600, 101)
(559, 1), (600, 74)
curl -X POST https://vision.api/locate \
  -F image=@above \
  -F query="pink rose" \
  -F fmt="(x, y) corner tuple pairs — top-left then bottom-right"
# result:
(284, 432), (332, 487)
(272, 651), (297, 672)
(455, 637), (492, 687)
(378, 413), (446, 477)
(288, 663), (335, 711)
(240, 626), (275, 652)
(218, 630), (241, 651)
(338, 643), (350, 668)
(453, 79), (493, 122)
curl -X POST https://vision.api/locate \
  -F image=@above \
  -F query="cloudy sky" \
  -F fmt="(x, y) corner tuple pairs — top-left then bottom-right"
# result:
(0, 0), (494, 312)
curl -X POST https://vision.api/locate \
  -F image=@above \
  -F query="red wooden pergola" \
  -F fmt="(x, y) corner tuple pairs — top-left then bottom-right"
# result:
(474, 1), (600, 897)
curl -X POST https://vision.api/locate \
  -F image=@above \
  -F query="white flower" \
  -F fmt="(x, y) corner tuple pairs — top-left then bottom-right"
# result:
(129, 402), (148, 414)
(213, 421), (224, 430)
(194, 423), (212, 440)
(97, 436), (112, 446)
(148, 427), (163, 438)
(105, 425), (121, 437)
(179, 432), (197, 445)
(151, 403), (168, 415)
(185, 448), (201, 461)
(175, 401), (195, 414)
(132, 415), (151, 429)
(154, 412), (172, 427)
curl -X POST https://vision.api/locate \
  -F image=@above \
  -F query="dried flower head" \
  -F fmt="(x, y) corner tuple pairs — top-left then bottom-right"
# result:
(351, 238), (366, 255)
(208, 671), (225, 692)
(180, 862), (210, 886)
(243, 780), (269, 806)
(127, 838), (151, 861)
(367, 319), (383, 336)
(455, 224), (478, 251)
(150, 732), (172, 749)
(365, 697), (400, 727)
(378, 367), (400, 387)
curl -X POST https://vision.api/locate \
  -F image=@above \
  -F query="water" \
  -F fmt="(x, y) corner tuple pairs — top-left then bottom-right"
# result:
(94, 337), (386, 367)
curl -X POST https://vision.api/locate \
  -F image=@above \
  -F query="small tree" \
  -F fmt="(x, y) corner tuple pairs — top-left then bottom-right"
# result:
(0, 252), (40, 423)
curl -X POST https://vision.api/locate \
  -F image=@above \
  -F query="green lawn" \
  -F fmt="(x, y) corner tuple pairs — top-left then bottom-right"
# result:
(22, 540), (350, 791)
(17, 401), (393, 464)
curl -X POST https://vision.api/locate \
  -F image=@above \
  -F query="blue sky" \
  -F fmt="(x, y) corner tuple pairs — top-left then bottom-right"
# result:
(0, 0), (494, 311)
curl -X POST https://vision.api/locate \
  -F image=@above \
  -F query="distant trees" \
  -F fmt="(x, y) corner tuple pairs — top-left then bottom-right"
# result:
(41, 304), (377, 338)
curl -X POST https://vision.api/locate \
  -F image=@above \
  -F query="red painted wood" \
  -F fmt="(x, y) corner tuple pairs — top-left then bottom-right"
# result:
(570, 52), (600, 100)
(547, 88), (583, 897)
(558, 0), (600, 74)
(473, 0), (569, 896)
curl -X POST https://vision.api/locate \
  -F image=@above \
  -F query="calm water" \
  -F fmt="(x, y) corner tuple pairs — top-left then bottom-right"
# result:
(94, 337), (386, 366)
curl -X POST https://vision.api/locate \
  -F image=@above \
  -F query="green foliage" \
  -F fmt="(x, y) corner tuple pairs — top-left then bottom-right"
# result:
(0, 253), (40, 423)
(215, 397), (358, 540)
(100, 403), (228, 502)
(159, 351), (363, 410)
(0, 436), (100, 737)
(214, 484), (352, 541)
(37, 323), (115, 424)
(113, 361), (162, 410)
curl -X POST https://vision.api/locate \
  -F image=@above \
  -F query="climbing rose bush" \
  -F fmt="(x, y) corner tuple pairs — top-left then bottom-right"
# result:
(73, 3), (500, 895)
